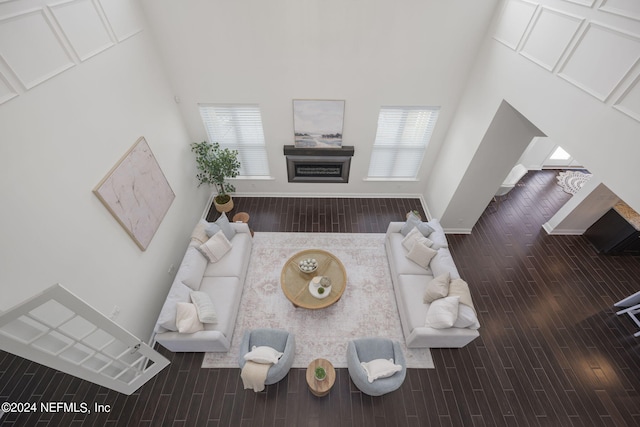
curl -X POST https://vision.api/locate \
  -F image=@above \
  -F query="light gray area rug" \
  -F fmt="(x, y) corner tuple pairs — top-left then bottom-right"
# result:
(202, 232), (434, 369)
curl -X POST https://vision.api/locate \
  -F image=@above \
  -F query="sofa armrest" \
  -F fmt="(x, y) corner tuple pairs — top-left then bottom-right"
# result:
(231, 222), (251, 235)
(386, 222), (405, 235)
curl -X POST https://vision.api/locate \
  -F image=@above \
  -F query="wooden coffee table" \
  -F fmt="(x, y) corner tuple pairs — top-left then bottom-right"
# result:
(280, 249), (347, 309)
(306, 358), (336, 397)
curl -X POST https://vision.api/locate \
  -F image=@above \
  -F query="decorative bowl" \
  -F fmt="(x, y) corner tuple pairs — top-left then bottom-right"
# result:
(299, 258), (318, 273)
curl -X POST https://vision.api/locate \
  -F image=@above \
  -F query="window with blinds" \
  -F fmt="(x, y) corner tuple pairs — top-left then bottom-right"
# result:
(367, 106), (440, 179)
(198, 104), (271, 177)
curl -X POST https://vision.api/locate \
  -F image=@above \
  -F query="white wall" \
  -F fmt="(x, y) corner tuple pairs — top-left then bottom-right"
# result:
(140, 0), (499, 197)
(425, 0), (640, 230)
(0, 0), (208, 340)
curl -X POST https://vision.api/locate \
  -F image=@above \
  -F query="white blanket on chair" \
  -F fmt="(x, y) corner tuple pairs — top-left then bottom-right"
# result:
(241, 361), (271, 392)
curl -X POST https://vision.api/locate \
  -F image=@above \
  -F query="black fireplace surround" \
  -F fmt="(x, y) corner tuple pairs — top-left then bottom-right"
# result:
(284, 145), (354, 183)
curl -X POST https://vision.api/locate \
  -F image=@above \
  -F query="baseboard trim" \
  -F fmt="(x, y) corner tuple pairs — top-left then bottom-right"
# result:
(543, 223), (585, 235)
(442, 228), (473, 234)
(205, 193), (431, 223)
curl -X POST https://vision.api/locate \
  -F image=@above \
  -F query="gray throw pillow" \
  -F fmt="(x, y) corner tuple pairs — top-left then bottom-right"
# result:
(214, 212), (236, 241)
(400, 212), (435, 237)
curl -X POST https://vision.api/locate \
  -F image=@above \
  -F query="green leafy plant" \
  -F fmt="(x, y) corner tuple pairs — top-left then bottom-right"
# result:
(317, 287), (325, 295)
(315, 367), (326, 380)
(190, 141), (241, 204)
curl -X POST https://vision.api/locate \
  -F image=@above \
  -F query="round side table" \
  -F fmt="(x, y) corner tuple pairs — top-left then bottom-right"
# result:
(232, 212), (254, 236)
(232, 212), (250, 223)
(306, 358), (336, 397)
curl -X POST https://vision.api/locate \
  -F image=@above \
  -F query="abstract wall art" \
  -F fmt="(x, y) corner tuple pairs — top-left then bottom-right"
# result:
(93, 137), (175, 250)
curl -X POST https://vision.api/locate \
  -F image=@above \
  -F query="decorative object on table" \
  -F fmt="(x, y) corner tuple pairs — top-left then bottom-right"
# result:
(306, 358), (336, 396)
(556, 170), (592, 195)
(314, 367), (326, 381)
(308, 277), (331, 299)
(320, 276), (331, 288)
(190, 141), (241, 213)
(298, 258), (318, 273)
(93, 137), (175, 251)
(293, 99), (345, 148)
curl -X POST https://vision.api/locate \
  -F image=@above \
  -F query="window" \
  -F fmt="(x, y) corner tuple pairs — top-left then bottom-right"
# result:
(367, 106), (440, 179)
(199, 104), (270, 177)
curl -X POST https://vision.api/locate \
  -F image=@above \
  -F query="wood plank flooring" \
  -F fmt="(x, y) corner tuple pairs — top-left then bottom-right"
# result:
(2, 171), (640, 426)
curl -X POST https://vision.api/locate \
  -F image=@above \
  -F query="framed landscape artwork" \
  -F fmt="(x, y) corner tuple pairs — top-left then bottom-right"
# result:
(293, 99), (345, 148)
(93, 137), (175, 250)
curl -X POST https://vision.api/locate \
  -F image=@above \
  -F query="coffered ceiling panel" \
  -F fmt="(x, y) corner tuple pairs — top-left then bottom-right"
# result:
(0, 9), (74, 89)
(50, 0), (114, 61)
(614, 74), (640, 122)
(559, 23), (640, 101)
(0, 71), (17, 104)
(520, 7), (584, 71)
(560, 0), (596, 7)
(98, 0), (142, 42)
(493, 0), (538, 50)
(599, 0), (640, 22)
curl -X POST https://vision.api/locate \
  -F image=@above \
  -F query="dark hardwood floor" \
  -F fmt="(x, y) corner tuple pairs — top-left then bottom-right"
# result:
(2, 170), (640, 426)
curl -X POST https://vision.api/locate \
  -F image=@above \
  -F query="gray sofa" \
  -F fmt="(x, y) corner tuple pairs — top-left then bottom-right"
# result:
(153, 219), (253, 352)
(385, 219), (480, 348)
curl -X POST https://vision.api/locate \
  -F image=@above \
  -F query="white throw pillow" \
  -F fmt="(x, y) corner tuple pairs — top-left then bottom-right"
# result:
(175, 302), (204, 333)
(199, 231), (232, 262)
(190, 219), (210, 246)
(360, 358), (403, 383)
(243, 345), (283, 365)
(401, 227), (430, 251)
(423, 273), (451, 303)
(190, 291), (217, 324)
(406, 240), (438, 269)
(425, 296), (460, 329)
(156, 281), (192, 332)
(454, 304), (481, 329)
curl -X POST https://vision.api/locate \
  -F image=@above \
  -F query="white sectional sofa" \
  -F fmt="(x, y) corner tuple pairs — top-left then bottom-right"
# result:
(385, 218), (480, 348)
(153, 215), (253, 352)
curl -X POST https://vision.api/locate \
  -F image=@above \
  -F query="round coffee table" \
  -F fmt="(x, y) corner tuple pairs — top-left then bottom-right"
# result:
(306, 358), (336, 397)
(280, 249), (347, 309)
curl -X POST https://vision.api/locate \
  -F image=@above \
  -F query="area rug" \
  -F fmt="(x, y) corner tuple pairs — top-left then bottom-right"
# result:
(201, 232), (434, 369)
(556, 170), (592, 194)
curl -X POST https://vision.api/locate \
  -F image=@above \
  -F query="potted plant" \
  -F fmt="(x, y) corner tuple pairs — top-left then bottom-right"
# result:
(406, 210), (422, 220)
(190, 141), (241, 213)
(314, 367), (326, 381)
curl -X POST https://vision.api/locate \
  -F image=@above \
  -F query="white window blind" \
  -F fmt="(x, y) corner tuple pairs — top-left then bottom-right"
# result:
(199, 104), (270, 177)
(367, 106), (440, 179)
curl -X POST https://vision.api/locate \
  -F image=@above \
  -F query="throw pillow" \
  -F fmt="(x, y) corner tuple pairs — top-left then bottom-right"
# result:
(190, 291), (217, 324)
(406, 240), (438, 269)
(215, 212), (236, 241)
(175, 302), (204, 333)
(360, 358), (403, 383)
(243, 345), (283, 364)
(179, 246), (208, 290)
(454, 304), (481, 329)
(190, 219), (209, 246)
(156, 281), (192, 332)
(425, 296), (460, 329)
(423, 273), (451, 303)
(400, 212), (435, 237)
(198, 231), (232, 262)
(400, 227), (428, 250)
(205, 222), (222, 238)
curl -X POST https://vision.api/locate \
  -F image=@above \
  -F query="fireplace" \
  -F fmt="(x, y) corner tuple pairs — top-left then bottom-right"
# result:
(284, 145), (354, 183)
